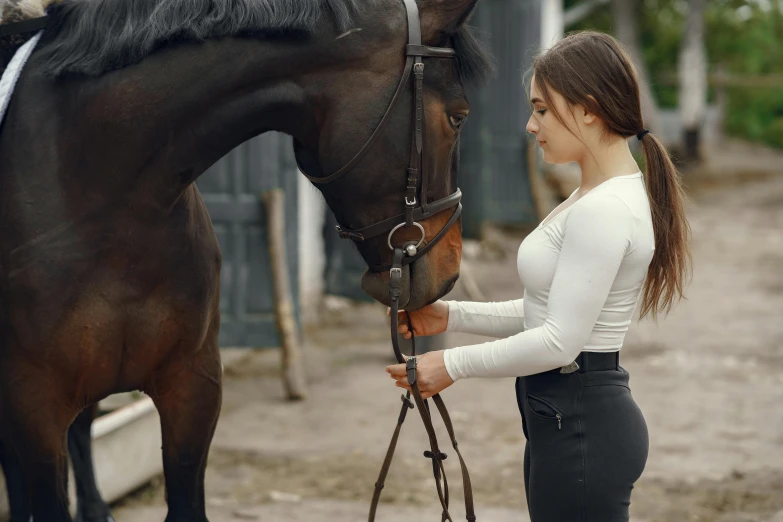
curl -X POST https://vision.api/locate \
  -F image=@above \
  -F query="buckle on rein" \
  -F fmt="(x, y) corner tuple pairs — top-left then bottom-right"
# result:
(407, 357), (448, 463)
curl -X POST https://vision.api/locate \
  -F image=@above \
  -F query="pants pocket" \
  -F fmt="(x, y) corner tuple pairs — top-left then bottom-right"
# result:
(526, 394), (564, 430)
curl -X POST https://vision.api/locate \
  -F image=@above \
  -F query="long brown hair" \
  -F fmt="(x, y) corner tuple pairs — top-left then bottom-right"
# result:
(530, 30), (692, 321)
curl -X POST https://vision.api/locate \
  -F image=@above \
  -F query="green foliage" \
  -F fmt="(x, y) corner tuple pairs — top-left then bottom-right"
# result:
(564, 0), (783, 148)
(725, 87), (783, 148)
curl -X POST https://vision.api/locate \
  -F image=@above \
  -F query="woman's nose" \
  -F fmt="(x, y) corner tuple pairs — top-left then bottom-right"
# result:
(526, 115), (538, 134)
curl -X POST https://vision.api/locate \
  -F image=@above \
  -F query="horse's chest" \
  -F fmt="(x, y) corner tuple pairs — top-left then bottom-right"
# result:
(1, 210), (221, 384)
(2, 248), (220, 395)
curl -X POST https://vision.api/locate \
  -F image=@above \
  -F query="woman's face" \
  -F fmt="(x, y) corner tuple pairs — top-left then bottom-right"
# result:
(526, 75), (593, 165)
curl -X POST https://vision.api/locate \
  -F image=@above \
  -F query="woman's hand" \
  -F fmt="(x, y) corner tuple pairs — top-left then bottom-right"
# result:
(385, 351), (454, 400)
(388, 300), (449, 339)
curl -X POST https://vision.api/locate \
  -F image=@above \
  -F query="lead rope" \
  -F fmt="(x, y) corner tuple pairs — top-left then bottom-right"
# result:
(368, 247), (477, 522)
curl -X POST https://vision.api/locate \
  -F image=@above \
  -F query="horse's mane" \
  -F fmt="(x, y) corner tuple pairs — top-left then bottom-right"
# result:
(5, 0), (492, 86)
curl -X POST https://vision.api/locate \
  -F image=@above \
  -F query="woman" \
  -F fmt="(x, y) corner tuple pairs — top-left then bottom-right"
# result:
(386, 30), (692, 521)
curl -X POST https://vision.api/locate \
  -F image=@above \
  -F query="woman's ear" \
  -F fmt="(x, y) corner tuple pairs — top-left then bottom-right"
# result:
(581, 95), (599, 125)
(581, 107), (598, 125)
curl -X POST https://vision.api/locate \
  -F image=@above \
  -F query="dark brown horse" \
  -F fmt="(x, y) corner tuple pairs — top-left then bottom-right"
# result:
(0, 0), (491, 520)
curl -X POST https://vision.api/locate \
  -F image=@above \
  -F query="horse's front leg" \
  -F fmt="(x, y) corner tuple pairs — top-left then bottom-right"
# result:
(68, 404), (115, 522)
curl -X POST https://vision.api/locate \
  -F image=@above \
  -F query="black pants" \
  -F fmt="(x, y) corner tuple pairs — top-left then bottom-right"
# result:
(515, 357), (648, 522)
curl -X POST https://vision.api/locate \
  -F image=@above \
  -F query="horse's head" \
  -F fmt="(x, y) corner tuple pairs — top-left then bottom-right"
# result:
(294, 0), (491, 311)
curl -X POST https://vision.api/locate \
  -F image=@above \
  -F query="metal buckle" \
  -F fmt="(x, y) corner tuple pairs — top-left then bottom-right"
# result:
(390, 267), (402, 278)
(388, 222), (425, 251)
(559, 361), (580, 374)
(406, 356), (418, 385)
(405, 196), (417, 206)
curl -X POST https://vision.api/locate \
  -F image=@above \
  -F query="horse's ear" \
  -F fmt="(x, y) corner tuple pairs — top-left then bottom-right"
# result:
(418, 0), (479, 44)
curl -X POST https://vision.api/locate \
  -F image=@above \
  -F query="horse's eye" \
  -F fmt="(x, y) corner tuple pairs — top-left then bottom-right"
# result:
(449, 114), (467, 129)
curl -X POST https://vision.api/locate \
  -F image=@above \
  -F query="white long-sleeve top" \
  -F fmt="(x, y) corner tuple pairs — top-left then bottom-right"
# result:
(443, 172), (655, 380)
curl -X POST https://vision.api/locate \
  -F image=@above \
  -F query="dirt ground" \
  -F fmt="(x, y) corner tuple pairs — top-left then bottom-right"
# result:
(114, 145), (783, 522)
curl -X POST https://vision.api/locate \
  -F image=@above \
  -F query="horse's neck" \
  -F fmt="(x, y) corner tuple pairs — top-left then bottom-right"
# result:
(31, 36), (334, 197)
(0, 36), (333, 228)
(107, 38), (335, 183)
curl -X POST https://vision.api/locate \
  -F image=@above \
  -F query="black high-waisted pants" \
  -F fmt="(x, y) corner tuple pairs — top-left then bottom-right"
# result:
(515, 353), (649, 522)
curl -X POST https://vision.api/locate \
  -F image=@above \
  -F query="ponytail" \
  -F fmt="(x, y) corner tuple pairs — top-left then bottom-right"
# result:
(638, 133), (693, 321)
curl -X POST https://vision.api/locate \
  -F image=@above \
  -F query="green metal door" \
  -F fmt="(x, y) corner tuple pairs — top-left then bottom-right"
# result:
(460, 0), (542, 238)
(197, 133), (300, 348)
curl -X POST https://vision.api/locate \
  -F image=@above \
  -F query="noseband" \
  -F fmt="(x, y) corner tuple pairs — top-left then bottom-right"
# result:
(296, 1), (476, 521)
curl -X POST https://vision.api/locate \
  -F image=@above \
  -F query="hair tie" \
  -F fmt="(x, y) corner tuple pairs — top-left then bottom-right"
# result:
(636, 129), (650, 141)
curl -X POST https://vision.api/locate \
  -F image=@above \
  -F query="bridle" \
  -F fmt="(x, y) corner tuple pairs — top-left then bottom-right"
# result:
(295, 1), (476, 521)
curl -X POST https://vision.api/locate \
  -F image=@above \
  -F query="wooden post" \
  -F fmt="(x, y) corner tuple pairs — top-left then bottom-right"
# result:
(261, 188), (308, 401)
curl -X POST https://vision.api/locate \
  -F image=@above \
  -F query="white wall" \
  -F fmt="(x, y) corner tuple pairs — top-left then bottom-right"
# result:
(541, 0), (564, 50)
(297, 172), (327, 325)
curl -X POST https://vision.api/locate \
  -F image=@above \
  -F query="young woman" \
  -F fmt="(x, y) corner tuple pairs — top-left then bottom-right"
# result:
(386, 30), (692, 521)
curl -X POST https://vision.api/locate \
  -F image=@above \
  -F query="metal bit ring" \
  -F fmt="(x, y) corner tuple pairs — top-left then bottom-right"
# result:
(388, 222), (426, 251)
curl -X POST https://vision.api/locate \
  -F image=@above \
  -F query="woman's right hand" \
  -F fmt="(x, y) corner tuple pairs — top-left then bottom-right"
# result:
(388, 300), (450, 339)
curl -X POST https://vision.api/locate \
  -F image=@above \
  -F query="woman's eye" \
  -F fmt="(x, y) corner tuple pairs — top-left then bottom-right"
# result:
(449, 114), (467, 129)
(536, 108), (547, 116)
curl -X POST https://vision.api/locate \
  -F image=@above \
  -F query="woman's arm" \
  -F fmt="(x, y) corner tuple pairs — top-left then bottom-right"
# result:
(445, 299), (526, 338)
(443, 194), (637, 380)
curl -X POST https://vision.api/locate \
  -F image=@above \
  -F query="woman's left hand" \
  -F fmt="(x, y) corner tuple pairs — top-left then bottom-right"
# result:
(385, 350), (454, 400)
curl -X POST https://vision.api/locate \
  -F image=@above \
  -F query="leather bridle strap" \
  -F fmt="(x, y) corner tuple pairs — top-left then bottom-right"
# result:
(302, 56), (415, 185)
(301, 0), (454, 186)
(0, 16), (48, 37)
(337, 190), (461, 243)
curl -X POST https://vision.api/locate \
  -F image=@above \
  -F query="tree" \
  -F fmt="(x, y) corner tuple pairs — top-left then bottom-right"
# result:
(611, 0), (661, 136)
(678, 0), (707, 163)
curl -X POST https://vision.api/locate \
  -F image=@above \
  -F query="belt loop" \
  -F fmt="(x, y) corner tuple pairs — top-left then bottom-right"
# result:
(578, 352), (587, 373)
(615, 351), (620, 370)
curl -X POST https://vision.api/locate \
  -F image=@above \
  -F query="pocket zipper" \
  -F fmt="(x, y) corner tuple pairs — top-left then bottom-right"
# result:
(527, 395), (565, 430)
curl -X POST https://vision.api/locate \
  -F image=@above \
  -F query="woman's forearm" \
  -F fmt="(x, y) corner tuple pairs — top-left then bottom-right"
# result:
(445, 299), (526, 338)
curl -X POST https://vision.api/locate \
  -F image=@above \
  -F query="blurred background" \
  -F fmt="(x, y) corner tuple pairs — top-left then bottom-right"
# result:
(2, 1), (780, 521)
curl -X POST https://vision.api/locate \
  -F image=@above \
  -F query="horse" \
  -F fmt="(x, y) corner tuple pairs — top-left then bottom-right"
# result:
(0, 0), (492, 520)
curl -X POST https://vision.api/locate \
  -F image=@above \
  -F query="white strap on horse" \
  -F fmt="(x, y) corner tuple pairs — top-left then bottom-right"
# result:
(0, 27), (43, 126)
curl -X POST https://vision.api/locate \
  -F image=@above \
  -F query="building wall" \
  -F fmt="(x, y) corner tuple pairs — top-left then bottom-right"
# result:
(297, 172), (327, 325)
